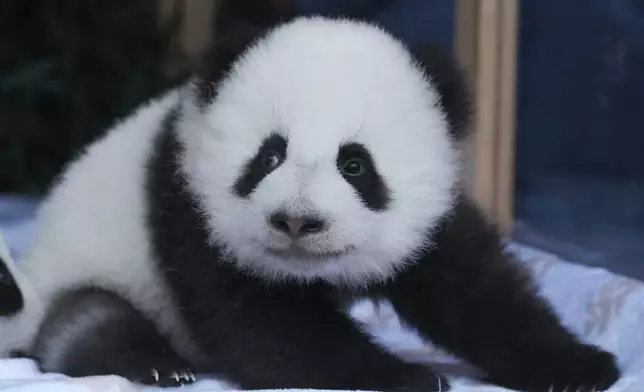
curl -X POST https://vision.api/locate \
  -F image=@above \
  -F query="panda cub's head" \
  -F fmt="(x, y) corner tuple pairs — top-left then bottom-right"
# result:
(177, 0), (470, 286)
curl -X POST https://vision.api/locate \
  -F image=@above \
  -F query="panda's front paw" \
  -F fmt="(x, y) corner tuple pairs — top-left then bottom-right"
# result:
(123, 356), (197, 387)
(542, 346), (620, 392)
(147, 367), (197, 387)
(492, 344), (620, 392)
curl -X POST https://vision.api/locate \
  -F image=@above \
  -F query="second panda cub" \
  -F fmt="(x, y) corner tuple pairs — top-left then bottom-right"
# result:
(13, 1), (620, 391)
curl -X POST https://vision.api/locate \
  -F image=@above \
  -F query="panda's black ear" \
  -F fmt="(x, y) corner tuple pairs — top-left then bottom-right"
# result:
(194, 0), (298, 108)
(411, 45), (472, 141)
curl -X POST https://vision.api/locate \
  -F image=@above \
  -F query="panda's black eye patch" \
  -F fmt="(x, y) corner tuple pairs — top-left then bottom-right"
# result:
(337, 143), (390, 211)
(233, 133), (287, 198)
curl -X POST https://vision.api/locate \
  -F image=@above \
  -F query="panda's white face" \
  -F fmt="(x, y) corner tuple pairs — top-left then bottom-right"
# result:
(178, 17), (460, 286)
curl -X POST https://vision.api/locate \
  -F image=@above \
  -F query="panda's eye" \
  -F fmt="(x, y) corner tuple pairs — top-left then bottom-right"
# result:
(262, 150), (283, 170)
(340, 157), (366, 177)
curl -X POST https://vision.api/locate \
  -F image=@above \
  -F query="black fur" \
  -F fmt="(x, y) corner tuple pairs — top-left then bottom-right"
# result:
(31, 286), (196, 387)
(0, 255), (23, 316)
(337, 142), (391, 211)
(233, 133), (288, 198)
(377, 196), (621, 392)
(410, 45), (472, 140)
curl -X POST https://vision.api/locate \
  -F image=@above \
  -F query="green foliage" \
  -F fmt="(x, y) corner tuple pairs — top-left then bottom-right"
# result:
(0, 0), (189, 194)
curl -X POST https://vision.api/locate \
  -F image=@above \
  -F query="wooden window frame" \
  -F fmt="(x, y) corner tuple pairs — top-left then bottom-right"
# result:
(159, 0), (215, 65)
(454, 0), (519, 233)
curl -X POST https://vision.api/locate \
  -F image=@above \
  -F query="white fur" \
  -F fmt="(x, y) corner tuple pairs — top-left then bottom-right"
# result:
(180, 17), (460, 285)
(9, 88), (201, 360)
(1, 16), (460, 358)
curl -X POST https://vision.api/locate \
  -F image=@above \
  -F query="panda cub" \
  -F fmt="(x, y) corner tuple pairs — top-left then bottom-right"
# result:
(4, 1), (620, 391)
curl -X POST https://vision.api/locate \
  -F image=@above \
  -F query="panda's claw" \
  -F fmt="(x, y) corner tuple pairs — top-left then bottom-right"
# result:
(144, 367), (196, 387)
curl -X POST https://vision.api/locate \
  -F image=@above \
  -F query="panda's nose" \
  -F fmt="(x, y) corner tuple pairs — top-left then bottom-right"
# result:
(269, 213), (327, 237)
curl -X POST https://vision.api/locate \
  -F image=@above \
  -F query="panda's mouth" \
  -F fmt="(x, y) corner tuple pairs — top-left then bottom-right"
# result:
(265, 244), (354, 260)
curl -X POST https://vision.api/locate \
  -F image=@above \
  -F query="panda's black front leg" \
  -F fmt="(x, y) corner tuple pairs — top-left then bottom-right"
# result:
(382, 197), (620, 392)
(189, 284), (447, 392)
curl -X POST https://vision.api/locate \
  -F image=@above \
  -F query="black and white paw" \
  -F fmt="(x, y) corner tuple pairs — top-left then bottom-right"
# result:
(122, 356), (197, 387)
(147, 367), (197, 388)
(491, 345), (620, 392)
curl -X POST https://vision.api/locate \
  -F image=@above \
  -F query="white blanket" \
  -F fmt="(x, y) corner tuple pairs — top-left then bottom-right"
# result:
(1, 232), (643, 392)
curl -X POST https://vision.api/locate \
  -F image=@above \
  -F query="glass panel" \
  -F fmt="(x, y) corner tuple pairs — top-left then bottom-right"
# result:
(513, 0), (644, 280)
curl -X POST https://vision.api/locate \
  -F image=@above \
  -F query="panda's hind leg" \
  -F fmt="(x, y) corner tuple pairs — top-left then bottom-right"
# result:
(31, 286), (195, 387)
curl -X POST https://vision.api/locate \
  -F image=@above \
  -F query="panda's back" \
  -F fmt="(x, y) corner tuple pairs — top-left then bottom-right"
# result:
(19, 88), (188, 346)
